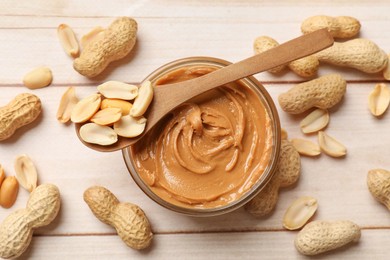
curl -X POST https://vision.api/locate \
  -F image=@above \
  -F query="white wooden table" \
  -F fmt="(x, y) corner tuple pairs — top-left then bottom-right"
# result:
(1, 1), (390, 259)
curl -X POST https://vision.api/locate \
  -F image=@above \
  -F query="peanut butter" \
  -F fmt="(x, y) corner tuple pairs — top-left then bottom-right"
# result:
(130, 66), (273, 209)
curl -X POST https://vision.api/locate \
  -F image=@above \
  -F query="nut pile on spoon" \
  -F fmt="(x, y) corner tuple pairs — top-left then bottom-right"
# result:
(59, 80), (153, 146)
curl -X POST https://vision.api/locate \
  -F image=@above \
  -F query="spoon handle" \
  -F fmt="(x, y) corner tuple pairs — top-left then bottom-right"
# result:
(76, 29), (333, 153)
(157, 28), (333, 107)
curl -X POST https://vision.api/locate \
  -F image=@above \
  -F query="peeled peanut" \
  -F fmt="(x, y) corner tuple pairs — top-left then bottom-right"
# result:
(278, 74), (346, 114)
(90, 108), (122, 126)
(14, 154), (38, 193)
(79, 123), (118, 146)
(57, 24), (80, 58)
(318, 131), (346, 157)
(101, 99), (132, 115)
(367, 169), (390, 210)
(0, 176), (19, 208)
(291, 138), (321, 157)
(130, 81), (153, 117)
(295, 220), (361, 255)
(253, 36), (319, 77)
(23, 67), (53, 89)
(301, 15), (361, 39)
(71, 93), (101, 123)
(114, 115), (147, 138)
(283, 196), (318, 230)
(98, 81), (138, 100)
(300, 109), (329, 134)
(315, 39), (388, 73)
(57, 87), (79, 123)
(81, 26), (105, 48)
(368, 83), (390, 117)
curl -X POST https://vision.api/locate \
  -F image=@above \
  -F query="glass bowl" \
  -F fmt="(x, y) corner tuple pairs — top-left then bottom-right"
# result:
(123, 56), (281, 217)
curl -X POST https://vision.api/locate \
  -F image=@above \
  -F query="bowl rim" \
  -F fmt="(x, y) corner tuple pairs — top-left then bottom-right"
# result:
(122, 56), (281, 217)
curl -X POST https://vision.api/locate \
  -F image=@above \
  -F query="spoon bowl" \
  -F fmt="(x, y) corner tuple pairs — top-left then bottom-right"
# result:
(75, 29), (333, 152)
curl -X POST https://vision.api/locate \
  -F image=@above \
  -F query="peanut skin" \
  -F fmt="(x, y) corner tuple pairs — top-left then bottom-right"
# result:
(0, 184), (61, 259)
(278, 74), (347, 114)
(83, 186), (153, 250)
(0, 93), (41, 141)
(295, 220), (361, 256)
(245, 140), (301, 217)
(74, 17), (137, 78)
(367, 169), (390, 210)
(0, 176), (19, 208)
(315, 38), (388, 73)
(301, 15), (361, 39)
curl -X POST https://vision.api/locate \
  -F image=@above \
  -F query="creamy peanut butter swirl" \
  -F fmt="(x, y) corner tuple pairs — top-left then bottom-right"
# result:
(131, 66), (273, 208)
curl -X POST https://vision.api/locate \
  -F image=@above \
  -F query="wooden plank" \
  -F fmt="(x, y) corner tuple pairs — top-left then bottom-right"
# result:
(0, 8), (388, 84)
(17, 229), (390, 259)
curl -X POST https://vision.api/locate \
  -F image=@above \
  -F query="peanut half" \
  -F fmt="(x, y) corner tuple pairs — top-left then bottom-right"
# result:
(57, 24), (80, 58)
(90, 107), (122, 126)
(101, 98), (133, 115)
(23, 67), (53, 89)
(57, 87), (79, 123)
(130, 81), (154, 117)
(71, 93), (102, 123)
(283, 196), (318, 230)
(98, 81), (138, 100)
(318, 131), (346, 157)
(291, 138), (321, 157)
(14, 154), (38, 193)
(300, 109), (329, 134)
(368, 83), (390, 117)
(367, 169), (390, 210)
(301, 15), (361, 39)
(79, 123), (118, 146)
(295, 220), (361, 256)
(0, 176), (19, 208)
(278, 74), (346, 114)
(114, 115), (147, 138)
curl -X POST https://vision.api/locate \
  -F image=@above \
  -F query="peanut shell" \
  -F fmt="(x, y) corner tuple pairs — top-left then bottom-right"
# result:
(295, 220), (361, 255)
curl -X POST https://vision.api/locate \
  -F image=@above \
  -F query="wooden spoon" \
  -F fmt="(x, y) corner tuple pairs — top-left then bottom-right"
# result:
(76, 28), (333, 152)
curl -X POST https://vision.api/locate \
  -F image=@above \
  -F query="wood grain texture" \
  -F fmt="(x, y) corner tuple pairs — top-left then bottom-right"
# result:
(17, 230), (390, 259)
(0, 0), (390, 259)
